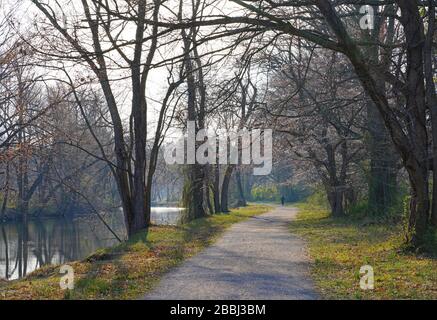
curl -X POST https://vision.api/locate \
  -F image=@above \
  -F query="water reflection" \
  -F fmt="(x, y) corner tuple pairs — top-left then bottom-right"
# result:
(151, 207), (183, 225)
(0, 207), (183, 280)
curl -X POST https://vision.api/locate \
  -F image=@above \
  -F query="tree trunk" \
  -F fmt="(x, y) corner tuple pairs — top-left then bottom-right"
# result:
(144, 184), (152, 231)
(235, 169), (247, 207)
(324, 141), (345, 217)
(183, 164), (207, 220)
(407, 165), (430, 247)
(424, 0), (437, 227)
(204, 165), (214, 214)
(180, 5), (207, 221)
(221, 165), (235, 212)
(1, 226), (9, 278)
(398, 0), (430, 246)
(128, 0), (149, 236)
(213, 163), (221, 213)
(326, 185), (345, 217)
(1, 162), (10, 221)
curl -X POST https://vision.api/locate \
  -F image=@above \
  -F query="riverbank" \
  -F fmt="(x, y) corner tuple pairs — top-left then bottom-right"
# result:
(0, 204), (271, 300)
(290, 203), (437, 299)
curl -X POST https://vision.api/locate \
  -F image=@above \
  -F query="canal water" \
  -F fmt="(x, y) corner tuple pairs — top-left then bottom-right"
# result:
(0, 207), (183, 280)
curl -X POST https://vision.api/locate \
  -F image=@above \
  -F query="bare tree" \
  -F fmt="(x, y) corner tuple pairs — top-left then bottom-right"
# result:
(30, 0), (185, 237)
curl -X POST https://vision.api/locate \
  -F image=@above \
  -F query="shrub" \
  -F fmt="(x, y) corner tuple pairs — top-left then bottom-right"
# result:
(251, 185), (280, 202)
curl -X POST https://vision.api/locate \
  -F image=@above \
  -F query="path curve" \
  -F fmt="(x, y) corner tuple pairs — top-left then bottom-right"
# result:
(143, 206), (318, 300)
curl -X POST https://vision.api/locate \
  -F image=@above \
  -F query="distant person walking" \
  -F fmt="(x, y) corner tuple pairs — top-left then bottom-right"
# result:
(281, 196), (285, 206)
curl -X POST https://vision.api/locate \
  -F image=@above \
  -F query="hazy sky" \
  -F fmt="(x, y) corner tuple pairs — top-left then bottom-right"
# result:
(1, 0), (264, 141)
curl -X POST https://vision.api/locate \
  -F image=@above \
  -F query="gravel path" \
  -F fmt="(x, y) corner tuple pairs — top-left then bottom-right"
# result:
(143, 206), (318, 300)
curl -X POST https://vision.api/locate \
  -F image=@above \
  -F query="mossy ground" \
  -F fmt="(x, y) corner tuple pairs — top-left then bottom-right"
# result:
(290, 203), (437, 299)
(0, 204), (271, 300)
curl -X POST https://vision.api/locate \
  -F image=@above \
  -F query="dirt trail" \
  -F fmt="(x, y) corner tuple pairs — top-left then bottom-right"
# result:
(143, 206), (318, 300)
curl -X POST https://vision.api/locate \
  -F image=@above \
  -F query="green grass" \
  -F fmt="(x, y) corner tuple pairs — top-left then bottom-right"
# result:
(0, 204), (271, 300)
(290, 203), (437, 299)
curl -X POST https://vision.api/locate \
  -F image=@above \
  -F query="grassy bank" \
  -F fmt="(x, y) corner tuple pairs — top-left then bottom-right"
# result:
(0, 204), (271, 300)
(290, 203), (437, 299)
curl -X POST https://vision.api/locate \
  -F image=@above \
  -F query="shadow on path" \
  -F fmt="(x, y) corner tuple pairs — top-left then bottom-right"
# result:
(143, 206), (318, 300)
